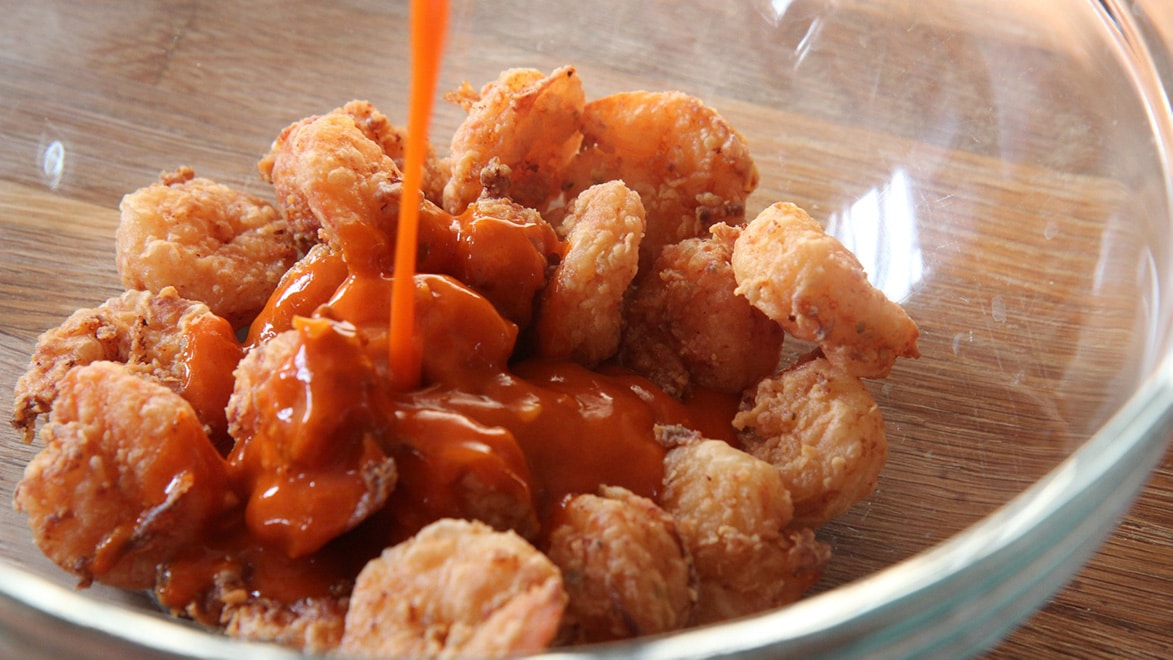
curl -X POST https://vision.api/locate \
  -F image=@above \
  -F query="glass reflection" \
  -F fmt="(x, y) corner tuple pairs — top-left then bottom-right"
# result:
(825, 169), (924, 303)
(37, 133), (66, 191)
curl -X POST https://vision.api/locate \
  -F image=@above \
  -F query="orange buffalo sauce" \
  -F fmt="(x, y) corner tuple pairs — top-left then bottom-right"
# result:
(178, 313), (244, 452)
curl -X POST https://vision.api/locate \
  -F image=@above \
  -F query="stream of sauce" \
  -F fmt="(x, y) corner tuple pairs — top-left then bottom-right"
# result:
(388, 0), (450, 391)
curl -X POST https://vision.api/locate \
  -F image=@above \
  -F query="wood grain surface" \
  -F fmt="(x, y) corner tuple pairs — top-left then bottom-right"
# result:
(0, 1), (1170, 657)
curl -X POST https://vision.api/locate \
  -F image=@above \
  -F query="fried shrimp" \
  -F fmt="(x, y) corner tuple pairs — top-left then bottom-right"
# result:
(260, 101), (449, 252)
(546, 486), (696, 643)
(531, 181), (645, 365)
(13, 361), (230, 590)
(11, 287), (241, 445)
(620, 223), (784, 397)
(562, 90), (759, 269)
(340, 519), (567, 659)
(731, 202), (920, 379)
(335, 99), (450, 206)
(734, 356), (887, 526)
(261, 110), (406, 269)
(443, 66), (585, 215)
(116, 167), (298, 329)
(656, 426), (828, 624)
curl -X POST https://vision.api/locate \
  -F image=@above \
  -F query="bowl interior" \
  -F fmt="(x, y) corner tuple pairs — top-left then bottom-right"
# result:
(1, 0), (1170, 651)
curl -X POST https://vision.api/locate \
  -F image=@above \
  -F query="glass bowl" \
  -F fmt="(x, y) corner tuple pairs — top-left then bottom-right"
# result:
(1, 0), (1170, 657)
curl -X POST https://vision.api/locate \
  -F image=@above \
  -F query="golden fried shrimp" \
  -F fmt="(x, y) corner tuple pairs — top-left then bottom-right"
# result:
(731, 202), (920, 379)
(259, 114), (322, 251)
(335, 99), (450, 206)
(733, 356), (887, 526)
(261, 110), (404, 268)
(260, 101), (448, 250)
(620, 223), (784, 397)
(443, 66), (585, 215)
(531, 181), (645, 365)
(656, 426), (828, 624)
(11, 287), (241, 445)
(13, 361), (230, 590)
(562, 90), (759, 269)
(340, 518), (567, 659)
(546, 486), (695, 643)
(115, 167), (298, 329)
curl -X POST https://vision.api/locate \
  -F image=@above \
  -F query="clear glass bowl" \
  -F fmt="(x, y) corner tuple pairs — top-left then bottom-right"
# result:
(1, 0), (1170, 657)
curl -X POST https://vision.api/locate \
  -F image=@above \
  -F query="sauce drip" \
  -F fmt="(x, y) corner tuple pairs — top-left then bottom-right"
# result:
(388, 0), (450, 391)
(179, 313), (245, 453)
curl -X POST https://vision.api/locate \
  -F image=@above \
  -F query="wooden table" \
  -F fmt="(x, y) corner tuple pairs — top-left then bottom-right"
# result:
(1, 1), (1170, 657)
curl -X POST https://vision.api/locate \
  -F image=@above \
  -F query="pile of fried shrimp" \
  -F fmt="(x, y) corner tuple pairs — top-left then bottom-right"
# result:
(9, 65), (918, 657)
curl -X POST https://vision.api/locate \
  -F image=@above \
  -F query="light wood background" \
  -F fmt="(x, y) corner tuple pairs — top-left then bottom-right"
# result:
(0, 0), (1170, 656)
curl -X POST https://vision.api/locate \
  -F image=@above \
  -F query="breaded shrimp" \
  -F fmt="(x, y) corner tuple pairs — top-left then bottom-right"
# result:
(620, 223), (784, 397)
(261, 111), (404, 270)
(259, 101), (449, 249)
(340, 518), (567, 659)
(733, 356), (887, 526)
(13, 361), (230, 590)
(562, 91), (759, 269)
(531, 181), (645, 365)
(656, 426), (828, 624)
(116, 167), (298, 329)
(546, 486), (695, 643)
(11, 287), (241, 446)
(443, 66), (585, 215)
(731, 202), (920, 379)
(334, 99), (450, 206)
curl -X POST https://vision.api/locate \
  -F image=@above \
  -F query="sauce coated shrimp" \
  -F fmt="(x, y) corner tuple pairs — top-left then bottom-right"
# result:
(531, 180), (646, 365)
(546, 486), (696, 643)
(452, 196), (561, 329)
(443, 66), (585, 216)
(227, 321), (398, 558)
(731, 202), (920, 379)
(13, 361), (230, 589)
(620, 222), (785, 397)
(562, 90), (759, 269)
(734, 355), (888, 526)
(656, 426), (828, 624)
(11, 287), (241, 446)
(116, 167), (298, 329)
(340, 518), (567, 659)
